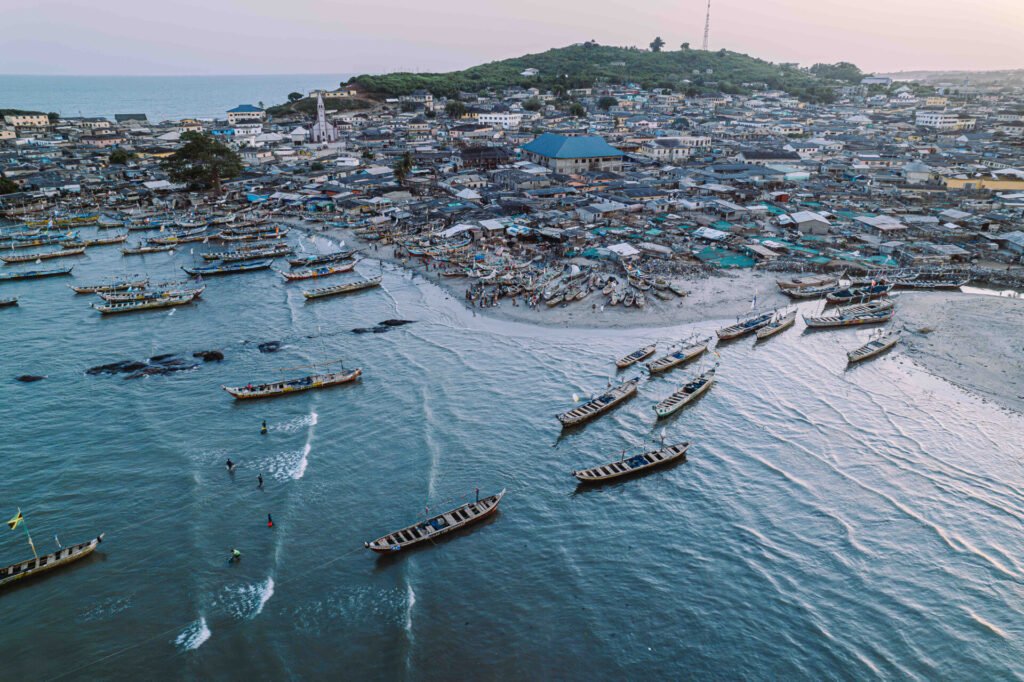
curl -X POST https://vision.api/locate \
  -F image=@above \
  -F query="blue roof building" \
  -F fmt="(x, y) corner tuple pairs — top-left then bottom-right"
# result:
(522, 133), (623, 173)
(227, 104), (264, 113)
(227, 104), (266, 124)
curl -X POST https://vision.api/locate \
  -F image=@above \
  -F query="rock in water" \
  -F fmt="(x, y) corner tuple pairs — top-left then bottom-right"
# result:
(258, 341), (282, 353)
(379, 319), (415, 327)
(15, 375), (46, 382)
(351, 328), (375, 334)
(150, 353), (177, 362)
(193, 350), (225, 362)
(86, 360), (148, 375)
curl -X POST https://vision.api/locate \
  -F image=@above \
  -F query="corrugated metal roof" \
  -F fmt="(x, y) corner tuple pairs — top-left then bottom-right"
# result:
(522, 133), (623, 159)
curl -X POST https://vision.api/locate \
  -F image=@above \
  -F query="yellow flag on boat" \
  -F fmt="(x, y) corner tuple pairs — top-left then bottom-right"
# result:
(7, 509), (23, 530)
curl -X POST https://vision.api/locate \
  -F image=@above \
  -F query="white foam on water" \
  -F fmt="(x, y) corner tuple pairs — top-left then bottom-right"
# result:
(404, 582), (416, 636)
(174, 617), (211, 651)
(273, 411), (317, 434)
(293, 443), (312, 480)
(255, 576), (275, 616)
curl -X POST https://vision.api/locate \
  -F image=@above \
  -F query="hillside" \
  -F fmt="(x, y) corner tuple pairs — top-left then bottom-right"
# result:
(348, 43), (860, 103)
(265, 96), (373, 118)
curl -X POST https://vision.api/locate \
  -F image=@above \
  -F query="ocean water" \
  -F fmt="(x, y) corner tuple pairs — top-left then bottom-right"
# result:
(1, 225), (1023, 679)
(0, 74), (353, 122)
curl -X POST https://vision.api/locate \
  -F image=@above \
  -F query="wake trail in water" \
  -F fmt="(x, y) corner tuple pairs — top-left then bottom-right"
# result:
(174, 617), (211, 651)
(216, 577), (276, 620)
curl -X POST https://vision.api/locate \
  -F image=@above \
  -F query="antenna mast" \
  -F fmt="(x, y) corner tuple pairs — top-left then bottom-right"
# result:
(702, 0), (712, 51)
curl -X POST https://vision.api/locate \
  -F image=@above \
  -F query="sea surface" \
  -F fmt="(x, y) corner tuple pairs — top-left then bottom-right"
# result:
(1, 224), (1023, 680)
(0, 74), (353, 122)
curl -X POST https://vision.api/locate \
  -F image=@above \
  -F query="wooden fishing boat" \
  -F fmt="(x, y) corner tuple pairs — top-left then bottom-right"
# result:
(122, 243), (173, 255)
(0, 297), (18, 307)
(364, 489), (505, 553)
(0, 265), (74, 281)
(279, 262), (356, 281)
(826, 283), (893, 303)
(847, 330), (901, 363)
(81, 233), (128, 247)
(219, 228), (289, 242)
(803, 305), (895, 329)
(646, 340), (708, 374)
(615, 343), (657, 369)
(573, 443), (689, 483)
(669, 281), (688, 297)
(716, 311), (774, 340)
(755, 310), (797, 340)
(776, 273), (834, 291)
(70, 277), (148, 294)
(287, 250), (355, 267)
(92, 293), (198, 314)
(218, 245), (292, 262)
(303, 276), (382, 300)
(181, 259), (273, 276)
(98, 286), (204, 302)
(147, 229), (210, 245)
(0, 234), (72, 249)
(781, 282), (840, 299)
(654, 369), (715, 418)
(1, 246), (86, 264)
(891, 275), (967, 290)
(1, 534), (105, 588)
(223, 368), (362, 399)
(545, 293), (564, 307)
(556, 377), (640, 428)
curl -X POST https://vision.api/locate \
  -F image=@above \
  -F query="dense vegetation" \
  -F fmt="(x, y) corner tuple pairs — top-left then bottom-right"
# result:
(161, 132), (243, 194)
(348, 43), (859, 103)
(266, 96), (373, 117)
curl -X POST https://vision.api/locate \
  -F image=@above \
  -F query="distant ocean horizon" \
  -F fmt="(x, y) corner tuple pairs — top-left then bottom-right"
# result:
(0, 74), (356, 122)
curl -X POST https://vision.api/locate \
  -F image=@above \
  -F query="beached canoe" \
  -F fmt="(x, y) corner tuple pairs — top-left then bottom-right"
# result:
(803, 305), (895, 329)
(223, 368), (362, 399)
(302, 276), (382, 300)
(847, 330), (901, 363)
(1, 534), (105, 589)
(364, 489), (505, 553)
(573, 443), (689, 483)
(557, 377), (640, 428)
(776, 274), (835, 291)
(826, 283), (893, 303)
(653, 368), (716, 418)
(615, 343), (657, 369)
(755, 310), (797, 340)
(122, 244), (174, 255)
(287, 250), (354, 267)
(716, 311), (774, 340)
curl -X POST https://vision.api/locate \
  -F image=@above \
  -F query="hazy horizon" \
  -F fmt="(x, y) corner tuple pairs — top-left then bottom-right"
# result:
(5, 0), (1022, 76)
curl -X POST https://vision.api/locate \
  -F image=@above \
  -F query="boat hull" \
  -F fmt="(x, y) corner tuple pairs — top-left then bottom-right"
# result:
(1, 534), (104, 588)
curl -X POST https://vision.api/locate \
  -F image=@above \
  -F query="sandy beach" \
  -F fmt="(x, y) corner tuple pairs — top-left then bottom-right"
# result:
(898, 291), (1024, 414)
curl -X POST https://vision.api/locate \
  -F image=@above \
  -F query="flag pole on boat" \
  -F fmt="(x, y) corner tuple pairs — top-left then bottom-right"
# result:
(7, 508), (38, 560)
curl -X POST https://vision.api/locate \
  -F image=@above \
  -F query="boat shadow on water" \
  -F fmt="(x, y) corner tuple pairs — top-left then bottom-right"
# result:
(369, 511), (502, 571)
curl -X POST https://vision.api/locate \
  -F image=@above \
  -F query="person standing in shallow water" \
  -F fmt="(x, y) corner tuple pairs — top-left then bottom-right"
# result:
(258, 473), (264, 489)
(267, 513), (273, 528)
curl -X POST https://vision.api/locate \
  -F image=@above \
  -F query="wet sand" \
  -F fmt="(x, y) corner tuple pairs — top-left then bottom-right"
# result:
(898, 291), (1024, 414)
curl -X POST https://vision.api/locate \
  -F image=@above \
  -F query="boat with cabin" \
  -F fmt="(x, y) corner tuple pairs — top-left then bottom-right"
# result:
(364, 489), (505, 553)
(573, 443), (689, 483)
(0, 297), (18, 307)
(92, 293), (199, 314)
(69, 277), (148, 294)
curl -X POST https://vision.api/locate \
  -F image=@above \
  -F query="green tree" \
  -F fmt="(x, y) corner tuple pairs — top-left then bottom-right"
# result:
(393, 151), (414, 186)
(650, 37), (665, 52)
(400, 101), (418, 113)
(108, 148), (134, 165)
(568, 102), (586, 118)
(288, 91), (303, 103)
(809, 62), (863, 83)
(445, 100), (467, 118)
(680, 42), (690, 50)
(161, 131), (243, 194)
(597, 96), (618, 110)
(0, 175), (19, 195)
(522, 98), (542, 112)
(310, 161), (325, 171)
(361, 149), (375, 160)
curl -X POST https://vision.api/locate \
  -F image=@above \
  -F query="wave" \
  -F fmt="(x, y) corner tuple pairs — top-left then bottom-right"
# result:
(174, 617), (211, 651)
(216, 577), (275, 620)
(273, 411), (318, 434)
(967, 610), (1009, 639)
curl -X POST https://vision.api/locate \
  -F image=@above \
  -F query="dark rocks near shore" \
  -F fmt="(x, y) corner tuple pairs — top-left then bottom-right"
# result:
(87, 360), (148, 375)
(258, 341), (282, 353)
(193, 350), (225, 362)
(87, 354), (201, 380)
(15, 375), (46, 382)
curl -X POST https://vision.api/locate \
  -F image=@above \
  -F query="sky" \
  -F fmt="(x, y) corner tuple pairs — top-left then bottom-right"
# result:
(3, 0), (1021, 76)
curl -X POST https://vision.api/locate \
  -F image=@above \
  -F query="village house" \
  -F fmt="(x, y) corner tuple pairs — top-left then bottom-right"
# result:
(226, 104), (266, 125)
(521, 133), (624, 173)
